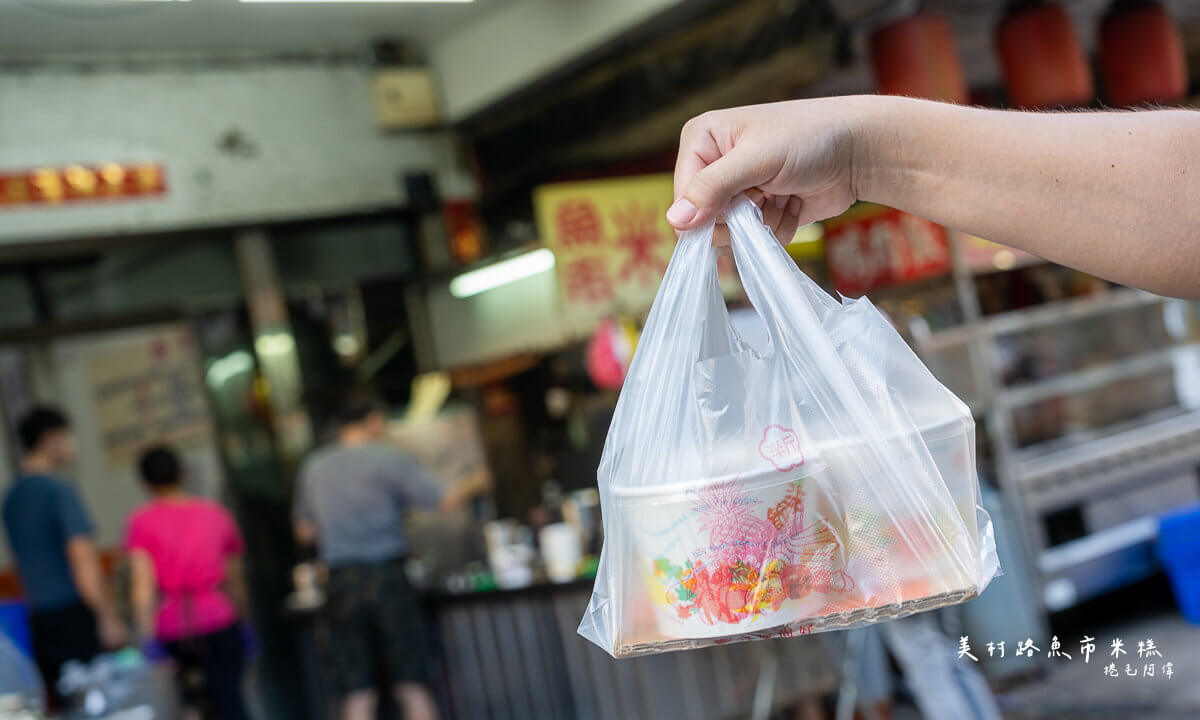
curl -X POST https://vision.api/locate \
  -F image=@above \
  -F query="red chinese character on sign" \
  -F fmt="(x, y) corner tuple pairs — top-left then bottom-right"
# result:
(563, 257), (613, 303)
(555, 200), (603, 248)
(612, 203), (666, 283)
(826, 207), (950, 296)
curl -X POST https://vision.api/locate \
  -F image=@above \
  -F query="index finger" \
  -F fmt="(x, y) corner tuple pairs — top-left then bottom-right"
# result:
(673, 117), (722, 203)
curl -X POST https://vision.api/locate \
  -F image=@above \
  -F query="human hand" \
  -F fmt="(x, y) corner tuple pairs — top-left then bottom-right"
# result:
(440, 469), (491, 512)
(140, 638), (170, 662)
(668, 97), (867, 245)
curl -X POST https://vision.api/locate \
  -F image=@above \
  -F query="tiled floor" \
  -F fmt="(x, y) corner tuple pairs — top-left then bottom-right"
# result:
(995, 613), (1200, 719)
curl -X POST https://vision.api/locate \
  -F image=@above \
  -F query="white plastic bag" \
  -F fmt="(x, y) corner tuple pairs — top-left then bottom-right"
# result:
(579, 195), (999, 658)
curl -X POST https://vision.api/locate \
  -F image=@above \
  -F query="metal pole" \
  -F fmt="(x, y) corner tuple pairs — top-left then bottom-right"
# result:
(750, 642), (779, 720)
(234, 229), (312, 461)
(834, 629), (867, 720)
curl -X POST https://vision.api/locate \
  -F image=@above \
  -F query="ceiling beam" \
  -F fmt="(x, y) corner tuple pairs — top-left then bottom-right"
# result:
(429, 0), (692, 122)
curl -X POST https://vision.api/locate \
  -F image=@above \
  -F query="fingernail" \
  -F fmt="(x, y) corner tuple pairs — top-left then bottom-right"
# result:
(667, 197), (698, 225)
(773, 195), (787, 209)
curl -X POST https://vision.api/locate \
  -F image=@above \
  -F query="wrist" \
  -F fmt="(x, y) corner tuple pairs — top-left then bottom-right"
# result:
(845, 94), (909, 205)
(849, 95), (971, 209)
(849, 95), (942, 206)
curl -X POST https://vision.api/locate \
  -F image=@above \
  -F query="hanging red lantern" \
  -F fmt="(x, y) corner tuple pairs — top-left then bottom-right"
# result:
(1098, 0), (1188, 107)
(870, 13), (968, 103)
(995, 2), (1094, 108)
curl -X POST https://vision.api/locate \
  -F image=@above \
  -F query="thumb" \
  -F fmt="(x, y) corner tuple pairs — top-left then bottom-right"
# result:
(667, 145), (765, 230)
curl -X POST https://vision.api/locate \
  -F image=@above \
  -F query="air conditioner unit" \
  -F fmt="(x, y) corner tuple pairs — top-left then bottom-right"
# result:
(371, 67), (440, 130)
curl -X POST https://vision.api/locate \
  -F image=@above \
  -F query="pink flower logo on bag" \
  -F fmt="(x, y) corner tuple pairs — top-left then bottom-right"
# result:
(759, 425), (804, 472)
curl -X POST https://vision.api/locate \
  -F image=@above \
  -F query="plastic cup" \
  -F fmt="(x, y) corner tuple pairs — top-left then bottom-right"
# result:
(540, 522), (583, 583)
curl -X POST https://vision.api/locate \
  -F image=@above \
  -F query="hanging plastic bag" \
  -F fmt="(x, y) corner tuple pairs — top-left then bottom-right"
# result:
(579, 195), (999, 658)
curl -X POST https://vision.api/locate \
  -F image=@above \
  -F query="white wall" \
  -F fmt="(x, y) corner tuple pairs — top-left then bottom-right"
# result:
(0, 63), (474, 244)
(430, 0), (686, 120)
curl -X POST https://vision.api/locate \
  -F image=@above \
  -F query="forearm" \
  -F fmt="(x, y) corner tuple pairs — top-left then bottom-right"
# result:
(75, 568), (110, 616)
(853, 96), (1200, 299)
(224, 556), (250, 618)
(128, 551), (157, 639)
(131, 593), (155, 640)
(440, 469), (492, 511)
(66, 538), (114, 617)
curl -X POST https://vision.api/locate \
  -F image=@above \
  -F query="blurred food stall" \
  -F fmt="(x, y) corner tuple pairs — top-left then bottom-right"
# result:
(0, 0), (1196, 717)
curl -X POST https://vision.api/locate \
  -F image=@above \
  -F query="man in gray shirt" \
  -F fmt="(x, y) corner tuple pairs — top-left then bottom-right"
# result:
(294, 396), (486, 720)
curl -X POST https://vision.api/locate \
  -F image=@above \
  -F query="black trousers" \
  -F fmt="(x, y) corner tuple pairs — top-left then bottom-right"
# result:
(326, 558), (430, 695)
(165, 623), (249, 720)
(28, 602), (102, 708)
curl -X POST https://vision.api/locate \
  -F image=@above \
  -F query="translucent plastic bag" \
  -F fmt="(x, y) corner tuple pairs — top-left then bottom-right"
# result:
(579, 195), (999, 658)
(0, 631), (43, 715)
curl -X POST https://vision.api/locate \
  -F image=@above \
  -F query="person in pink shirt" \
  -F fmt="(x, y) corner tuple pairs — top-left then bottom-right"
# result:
(125, 445), (249, 720)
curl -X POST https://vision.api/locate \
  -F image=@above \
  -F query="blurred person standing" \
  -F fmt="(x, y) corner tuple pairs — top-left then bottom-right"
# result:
(1, 406), (127, 705)
(125, 445), (250, 720)
(294, 395), (488, 720)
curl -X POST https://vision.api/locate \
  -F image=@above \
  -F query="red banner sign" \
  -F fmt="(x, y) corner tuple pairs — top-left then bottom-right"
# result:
(824, 204), (951, 295)
(0, 163), (166, 208)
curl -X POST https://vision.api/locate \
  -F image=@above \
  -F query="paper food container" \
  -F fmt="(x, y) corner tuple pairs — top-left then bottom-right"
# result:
(610, 413), (982, 654)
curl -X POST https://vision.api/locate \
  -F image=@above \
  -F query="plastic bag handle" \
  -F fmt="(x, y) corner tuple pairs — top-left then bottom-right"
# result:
(598, 221), (723, 483)
(725, 195), (865, 412)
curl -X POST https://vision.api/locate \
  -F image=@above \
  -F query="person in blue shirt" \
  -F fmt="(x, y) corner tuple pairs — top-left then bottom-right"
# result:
(2, 407), (126, 705)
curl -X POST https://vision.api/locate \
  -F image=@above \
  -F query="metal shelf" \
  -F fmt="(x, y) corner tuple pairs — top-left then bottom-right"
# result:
(1016, 407), (1200, 480)
(996, 342), (1199, 408)
(917, 288), (1164, 351)
(1015, 409), (1200, 509)
(986, 287), (1161, 336)
(914, 324), (973, 351)
(1038, 516), (1160, 611)
(932, 234), (1196, 618)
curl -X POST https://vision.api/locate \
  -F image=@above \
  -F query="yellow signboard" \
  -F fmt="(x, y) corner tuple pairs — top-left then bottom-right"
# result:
(534, 174), (676, 324)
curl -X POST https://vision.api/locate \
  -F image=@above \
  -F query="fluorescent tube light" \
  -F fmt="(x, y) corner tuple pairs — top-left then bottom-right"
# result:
(206, 350), (254, 387)
(449, 248), (555, 299)
(255, 332), (296, 356)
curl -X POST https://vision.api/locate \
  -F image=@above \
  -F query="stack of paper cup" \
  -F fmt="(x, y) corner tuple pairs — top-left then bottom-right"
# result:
(540, 522), (583, 583)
